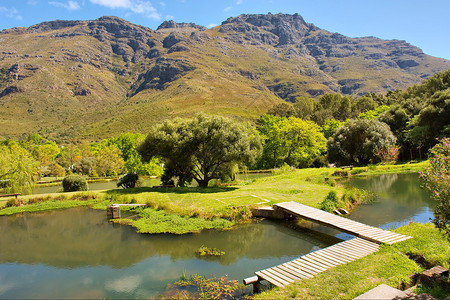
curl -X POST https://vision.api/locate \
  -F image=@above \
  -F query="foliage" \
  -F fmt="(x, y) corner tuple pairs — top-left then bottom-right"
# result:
(33, 141), (60, 167)
(327, 118), (397, 166)
(293, 96), (316, 120)
(62, 175), (88, 192)
(117, 172), (139, 189)
(313, 93), (352, 125)
(0, 141), (40, 194)
(256, 115), (327, 169)
(47, 163), (66, 177)
(420, 137), (450, 237)
(374, 145), (400, 163)
(266, 102), (297, 118)
(320, 190), (338, 212)
(139, 113), (262, 187)
(195, 246), (225, 257)
(169, 274), (247, 300)
(94, 144), (124, 176)
(122, 207), (233, 234)
(321, 118), (344, 139)
(358, 105), (390, 120)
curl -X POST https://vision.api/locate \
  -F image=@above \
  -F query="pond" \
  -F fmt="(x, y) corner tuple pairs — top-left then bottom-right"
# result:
(346, 173), (435, 229)
(0, 173), (434, 299)
(0, 209), (336, 299)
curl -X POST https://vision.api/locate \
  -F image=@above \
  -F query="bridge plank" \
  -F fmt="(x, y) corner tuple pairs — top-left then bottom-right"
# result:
(274, 202), (411, 245)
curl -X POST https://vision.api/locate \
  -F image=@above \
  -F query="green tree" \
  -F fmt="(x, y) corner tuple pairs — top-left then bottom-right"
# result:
(107, 133), (145, 172)
(313, 94), (352, 125)
(420, 138), (450, 238)
(321, 119), (345, 139)
(33, 141), (60, 167)
(94, 145), (124, 176)
(358, 105), (390, 120)
(327, 119), (397, 166)
(294, 96), (316, 120)
(0, 141), (40, 193)
(139, 114), (262, 187)
(257, 115), (327, 168)
(266, 102), (297, 118)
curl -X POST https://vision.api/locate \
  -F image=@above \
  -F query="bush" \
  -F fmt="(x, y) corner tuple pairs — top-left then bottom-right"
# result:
(62, 175), (88, 192)
(117, 172), (139, 189)
(320, 190), (338, 212)
(420, 137), (450, 238)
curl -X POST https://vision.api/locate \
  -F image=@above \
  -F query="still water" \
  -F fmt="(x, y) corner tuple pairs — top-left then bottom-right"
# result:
(0, 173), (433, 299)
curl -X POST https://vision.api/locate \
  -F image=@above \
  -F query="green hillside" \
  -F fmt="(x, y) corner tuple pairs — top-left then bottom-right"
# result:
(0, 14), (449, 140)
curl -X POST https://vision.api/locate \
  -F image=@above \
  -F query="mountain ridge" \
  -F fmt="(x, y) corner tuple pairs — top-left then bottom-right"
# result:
(0, 13), (449, 140)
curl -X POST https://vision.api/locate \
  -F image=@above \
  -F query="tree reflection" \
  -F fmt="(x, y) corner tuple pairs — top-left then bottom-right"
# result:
(0, 208), (334, 268)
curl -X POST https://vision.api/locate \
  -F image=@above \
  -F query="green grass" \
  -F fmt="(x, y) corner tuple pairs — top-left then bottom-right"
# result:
(350, 161), (428, 176)
(255, 222), (450, 299)
(98, 167), (346, 217)
(115, 207), (233, 234)
(0, 163), (423, 235)
(0, 199), (99, 215)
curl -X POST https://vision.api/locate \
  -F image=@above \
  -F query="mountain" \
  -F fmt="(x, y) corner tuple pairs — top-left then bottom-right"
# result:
(0, 13), (449, 140)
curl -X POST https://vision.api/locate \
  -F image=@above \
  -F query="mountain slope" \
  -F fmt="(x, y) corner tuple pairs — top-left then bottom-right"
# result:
(0, 13), (449, 140)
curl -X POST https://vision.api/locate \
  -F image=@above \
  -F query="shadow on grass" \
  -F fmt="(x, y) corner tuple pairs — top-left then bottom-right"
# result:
(105, 186), (239, 196)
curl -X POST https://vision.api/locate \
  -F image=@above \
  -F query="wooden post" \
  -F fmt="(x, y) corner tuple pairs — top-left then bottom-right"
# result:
(107, 204), (121, 219)
(243, 276), (261, 293)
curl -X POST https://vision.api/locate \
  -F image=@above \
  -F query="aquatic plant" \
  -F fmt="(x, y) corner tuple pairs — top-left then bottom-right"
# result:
(196, 246), (225, 257)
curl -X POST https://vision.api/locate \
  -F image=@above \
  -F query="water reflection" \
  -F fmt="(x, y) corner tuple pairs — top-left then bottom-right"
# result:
(0, 208), (334, 298)
(345, 173), (435, 229)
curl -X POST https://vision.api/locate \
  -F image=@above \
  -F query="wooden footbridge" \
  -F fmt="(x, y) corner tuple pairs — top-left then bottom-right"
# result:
(244, 201), (412, 289)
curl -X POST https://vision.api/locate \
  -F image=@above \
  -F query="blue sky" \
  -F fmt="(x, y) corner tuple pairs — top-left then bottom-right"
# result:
(1, 0), (449, 60)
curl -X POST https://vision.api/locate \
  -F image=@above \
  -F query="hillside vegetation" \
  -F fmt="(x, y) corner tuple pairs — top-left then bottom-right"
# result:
(1, 13), (449, 140)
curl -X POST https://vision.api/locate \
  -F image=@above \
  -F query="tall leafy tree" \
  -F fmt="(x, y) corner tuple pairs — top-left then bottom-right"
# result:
(257, 115), (327, 168)
(139, 114), (262, 187)
(94, 145), (124, 176)
(0, 141), (40, 193)
(327, 119), (397, 166)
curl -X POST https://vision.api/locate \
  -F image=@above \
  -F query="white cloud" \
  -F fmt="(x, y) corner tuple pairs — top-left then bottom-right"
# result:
(159, 1), (165, 7)
(105, 275), (142, 293)
(207, 23), (218, 28)
(28, 0), (39, 6)
(0, 6), (23, 20)
(236, 0), (243, 4)
(89, 0), (161, 20)
(224, 6), (232, 12)
(164, 15), (174, 20)
(48, 1), (81, 10)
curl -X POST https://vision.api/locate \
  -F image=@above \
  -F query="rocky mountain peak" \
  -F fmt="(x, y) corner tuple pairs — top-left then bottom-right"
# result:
(157, 20), (206, 31)
(220, 13), (318, 46)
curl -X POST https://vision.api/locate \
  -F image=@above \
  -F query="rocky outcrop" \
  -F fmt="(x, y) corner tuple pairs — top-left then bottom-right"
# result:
(220, 13), (317, 46)
(131, 57), (195, 93)
(157, 20), (206, 31)
(0, 85), (23, 97)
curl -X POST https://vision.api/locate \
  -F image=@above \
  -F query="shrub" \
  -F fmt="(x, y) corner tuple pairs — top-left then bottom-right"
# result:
(117, 172), (139, 189)
(320, 190), (338, 212)
(62, 175), (88, 192)
(420, 137), (450, 238)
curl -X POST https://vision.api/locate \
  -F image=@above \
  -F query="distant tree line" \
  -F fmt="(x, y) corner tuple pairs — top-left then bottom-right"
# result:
(266, 68), (450, 165)
(0, 132), (163, 193)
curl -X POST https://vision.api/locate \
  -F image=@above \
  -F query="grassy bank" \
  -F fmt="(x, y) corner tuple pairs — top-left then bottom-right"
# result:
(348, 161), (428, 176)
(0, 162), (425, 234)
(254, 222), (449, 299)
